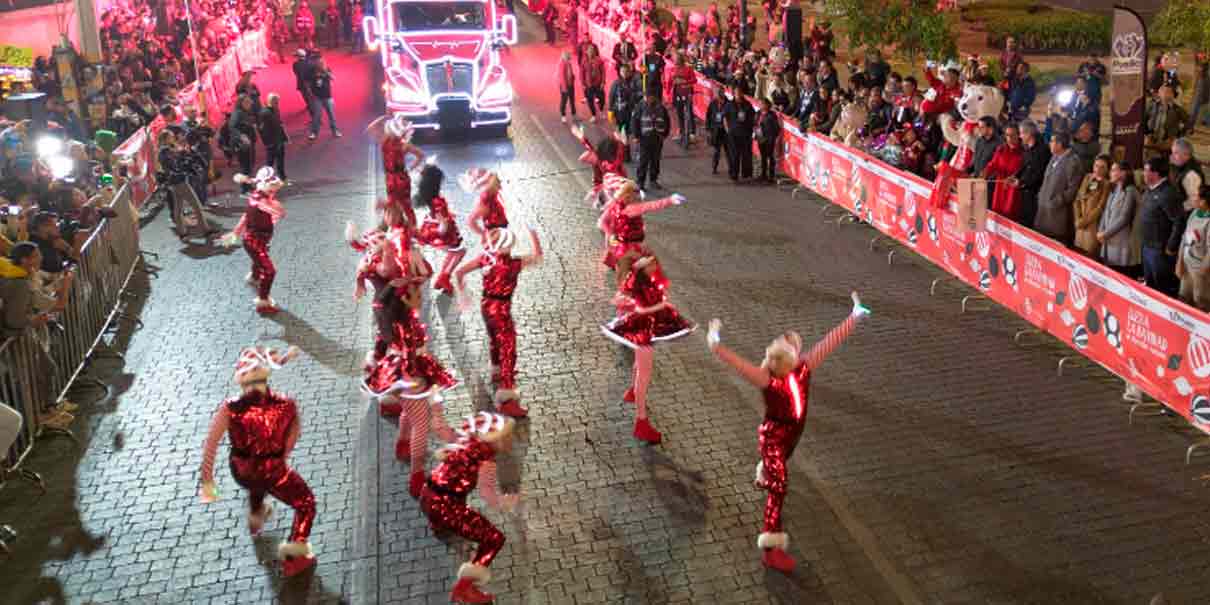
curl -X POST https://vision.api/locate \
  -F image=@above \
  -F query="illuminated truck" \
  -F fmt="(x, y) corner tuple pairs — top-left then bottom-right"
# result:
(364, 0), (517, 131)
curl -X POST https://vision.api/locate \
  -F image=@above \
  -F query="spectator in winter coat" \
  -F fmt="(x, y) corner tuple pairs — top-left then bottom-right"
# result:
(754, 97), (780, 183)
(1072, 154), (1112, 256)
(0, 242), (51, 338)
(1139, 156), (1185, 297)
(1011, 119), (1050, 230)
(1192, 52), (1210, 131)
(1177, 184), (1210, 310)
(1034, 132), (1085, 246)
(981, 123), (1024, 220)
(260, 93), (289, 182)
(581, 45), (607, 122)
(613, 36), (639, 78)
(970, 117), (1002, 178)
(1007, 63), (1037, 121)
(705, 86), (731, 175)
(1097, 161), (1140, 273)
(1145, 84), (1189, 153)
(542, 3), (559, 45)
(1170, 138), (1204, 211)
(295, 2), (316, 49)
(557, 51), (577, 123)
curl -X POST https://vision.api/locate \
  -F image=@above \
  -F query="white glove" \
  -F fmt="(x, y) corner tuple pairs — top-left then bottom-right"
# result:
(851, 292), (871, 318)
(199, 480), (218, 503)
(707, 318), (722, 349)
(670, 193), (686, 205)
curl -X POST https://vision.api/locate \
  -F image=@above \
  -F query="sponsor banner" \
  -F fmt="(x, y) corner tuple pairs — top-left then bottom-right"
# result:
(1110, 7), (1147, 169)
(0, 44), (34, 68)
(797, 131), (1210, 434)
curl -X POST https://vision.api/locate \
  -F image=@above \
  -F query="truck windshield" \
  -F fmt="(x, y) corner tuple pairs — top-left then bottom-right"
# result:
(393, 2), (486, 30)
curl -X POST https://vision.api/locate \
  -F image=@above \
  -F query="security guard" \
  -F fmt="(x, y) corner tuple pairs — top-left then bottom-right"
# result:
(609, 63), (642, 162)
(629, 89), (671, 192)
(724, 84), (755, 181)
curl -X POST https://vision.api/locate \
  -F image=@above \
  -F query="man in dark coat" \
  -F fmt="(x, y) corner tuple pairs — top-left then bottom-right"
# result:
(629, 90), (671, 192)
(1139, 156), (1186, 297)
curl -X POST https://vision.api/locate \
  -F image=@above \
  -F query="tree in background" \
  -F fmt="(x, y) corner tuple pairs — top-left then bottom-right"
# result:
(1152, 0), (1210, 52)
(823, 0), (958, 64)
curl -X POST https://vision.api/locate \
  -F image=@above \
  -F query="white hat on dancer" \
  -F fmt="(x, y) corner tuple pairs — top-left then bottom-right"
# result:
(234, 345), (299, 385)
(384, 114), (415, 141)
(483, 228), (516, 255)
(459, 167), (499, 194)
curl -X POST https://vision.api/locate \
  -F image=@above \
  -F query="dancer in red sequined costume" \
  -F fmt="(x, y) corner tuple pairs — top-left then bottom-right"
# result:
(362, 344), (458, 497)
(597, 175), (684, 270)
(601, 251), (696, 444)
(413, 162), (466, 296)
(452, 227), (543, 418)
(221, 167), (287, 314)
(572, 123), (627, 209)
(368, 114), (426, 215)
(347, 199), (431, 367)
(461, 168), (509, 239)
(420, 412), (521, 604)
(199, 346), (318, 577)
(705, 293), (869, 573)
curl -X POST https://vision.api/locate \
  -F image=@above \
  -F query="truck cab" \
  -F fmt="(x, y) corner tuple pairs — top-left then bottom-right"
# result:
(364, 0), (517, 131)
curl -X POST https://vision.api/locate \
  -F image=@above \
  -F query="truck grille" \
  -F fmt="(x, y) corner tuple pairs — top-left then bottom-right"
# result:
(425, 62), (474, 97)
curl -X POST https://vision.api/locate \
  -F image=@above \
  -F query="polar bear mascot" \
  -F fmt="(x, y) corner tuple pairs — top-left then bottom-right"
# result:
(926, 83), (1004, 209)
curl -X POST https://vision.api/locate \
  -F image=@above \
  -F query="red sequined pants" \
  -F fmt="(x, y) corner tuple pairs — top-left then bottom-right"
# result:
(386, 173), (410, 208)
(481, 297), (516, 389)
(230, 456), (316, 543)
(757, 419), (804, 534)
(420, 489), (505, 566)
(242, 231), (275, 299)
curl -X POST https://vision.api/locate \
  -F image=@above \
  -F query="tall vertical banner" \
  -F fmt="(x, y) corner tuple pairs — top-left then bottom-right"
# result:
(1110, 7), (1147, 169)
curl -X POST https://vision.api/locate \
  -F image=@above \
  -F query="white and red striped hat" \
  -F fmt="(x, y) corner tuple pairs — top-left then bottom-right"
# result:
(456, 411), (515, 445)
(459, 168), (499, 194)
(384, 114), (415, 141)
(603, 173), (638, 199)
(484, 228), (516, 255)
(234, 345), (299, 385)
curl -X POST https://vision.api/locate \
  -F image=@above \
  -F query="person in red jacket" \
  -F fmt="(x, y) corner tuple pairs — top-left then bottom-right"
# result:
(706, 293), (869, 573)
(581, 45), (607, 122)
(980, 122), (1025, 220)
(557, 50), (578, 123)
(294, 2), (316, 50)
(920, 61), (963, 117)
(221, 167), (287, 314)
(453, 227), (544, 418)
(199, 345), (317, 577)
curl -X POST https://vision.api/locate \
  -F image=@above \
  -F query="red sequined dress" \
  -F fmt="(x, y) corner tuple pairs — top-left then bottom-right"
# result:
(601, 265), (695, 349)
(417, 195), (464, 250)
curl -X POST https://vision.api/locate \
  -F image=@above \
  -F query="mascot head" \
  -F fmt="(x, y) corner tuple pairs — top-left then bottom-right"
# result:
(955, 83), (1004, 124)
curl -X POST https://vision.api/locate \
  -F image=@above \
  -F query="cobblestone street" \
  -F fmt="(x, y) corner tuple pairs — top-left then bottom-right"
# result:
(2, 13), (1209, 605)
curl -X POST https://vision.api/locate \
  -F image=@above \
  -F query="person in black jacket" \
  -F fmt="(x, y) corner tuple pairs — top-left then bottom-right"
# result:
(629, 90), (671, 191)
(260, 93), (289, 183)
(754, 97), (781, 184)
(229, 95), (259, 194)
(724, 84), (755, 181)
(705, 86), (731, 175)
(612, 36), (638, 78)
(292, 50), (314, 116)
(609, 64), (641, 162)
(1011, 119), (1050, 230)
(308, 57), (341, 139)
(1140, 156), (1185, 297)
(235, 70), (263, 115)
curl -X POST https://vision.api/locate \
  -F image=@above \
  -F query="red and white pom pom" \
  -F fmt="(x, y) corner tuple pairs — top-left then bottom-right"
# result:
(234, 345), (300, 385)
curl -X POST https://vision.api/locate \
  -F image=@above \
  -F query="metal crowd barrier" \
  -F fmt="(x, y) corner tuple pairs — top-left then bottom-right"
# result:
(1, 184), (145, 494)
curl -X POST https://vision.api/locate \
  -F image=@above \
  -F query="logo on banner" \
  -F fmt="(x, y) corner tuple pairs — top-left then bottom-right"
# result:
(1188, 337), (1210, 378)
(1110, 32), (1144, 75)
(1192, 395), (1210, 425)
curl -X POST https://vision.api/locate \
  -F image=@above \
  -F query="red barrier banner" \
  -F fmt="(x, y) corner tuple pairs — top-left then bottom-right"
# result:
(796, 132), (1210, 433)
(576, 7), (1210, 431)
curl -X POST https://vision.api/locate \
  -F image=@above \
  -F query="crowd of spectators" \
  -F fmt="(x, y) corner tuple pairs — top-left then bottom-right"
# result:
(572, 0), (1208, 315)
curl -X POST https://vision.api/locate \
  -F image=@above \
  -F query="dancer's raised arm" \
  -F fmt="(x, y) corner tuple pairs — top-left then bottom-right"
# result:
(707, 319), (772, 388)
(799, 292), (870, 371)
